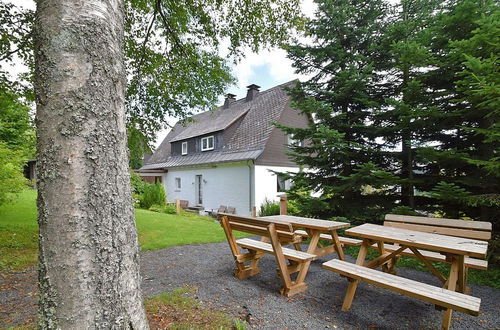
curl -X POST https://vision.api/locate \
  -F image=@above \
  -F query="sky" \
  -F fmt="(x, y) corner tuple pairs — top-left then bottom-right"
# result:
(8, 0), (317, 148)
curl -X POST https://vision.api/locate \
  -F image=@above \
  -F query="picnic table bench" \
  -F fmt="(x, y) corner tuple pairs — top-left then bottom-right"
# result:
(218, 213), (316, 296)
(311, 214), (491, 270)
(323, 223), (489, 329)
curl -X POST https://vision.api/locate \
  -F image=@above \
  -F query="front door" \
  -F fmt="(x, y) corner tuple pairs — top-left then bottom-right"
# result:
(195, 175), (203, 205)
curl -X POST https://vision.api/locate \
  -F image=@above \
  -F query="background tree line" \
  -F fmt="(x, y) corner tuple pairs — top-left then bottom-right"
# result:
(281, 0), (499, 262)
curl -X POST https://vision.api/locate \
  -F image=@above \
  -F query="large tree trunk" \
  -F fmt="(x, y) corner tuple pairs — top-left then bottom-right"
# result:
(34, 0), (148, 328)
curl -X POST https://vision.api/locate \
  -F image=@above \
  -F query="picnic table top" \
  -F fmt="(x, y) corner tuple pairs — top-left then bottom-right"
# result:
(263, 215), (350, 231)
(346, 223), (488, 259)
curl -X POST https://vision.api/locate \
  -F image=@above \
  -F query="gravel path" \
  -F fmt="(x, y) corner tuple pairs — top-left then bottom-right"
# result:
(141, 241), (500, 329)
(2, 241), (499, 329)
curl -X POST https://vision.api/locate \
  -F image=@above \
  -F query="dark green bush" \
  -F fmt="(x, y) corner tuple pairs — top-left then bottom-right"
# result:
(130, 171), (149, 195)
(140, 182), (166, 209)
(149, 204), (177, 214)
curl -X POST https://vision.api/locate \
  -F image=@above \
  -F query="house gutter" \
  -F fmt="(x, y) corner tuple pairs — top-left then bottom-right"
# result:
(246, 160), (255, 214)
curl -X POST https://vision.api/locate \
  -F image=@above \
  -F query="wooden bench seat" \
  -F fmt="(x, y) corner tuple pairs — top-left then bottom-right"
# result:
(218, 213), (316, 296)
(237, 238), (315, 262)
(294, 230), (362, 246)
(323, 259), (481, 317)
(373, 243), (488, 270)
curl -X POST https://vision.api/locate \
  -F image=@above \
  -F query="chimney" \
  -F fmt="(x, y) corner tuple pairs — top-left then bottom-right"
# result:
(223, 93), (236, 109)
(246, 84), (260, 102)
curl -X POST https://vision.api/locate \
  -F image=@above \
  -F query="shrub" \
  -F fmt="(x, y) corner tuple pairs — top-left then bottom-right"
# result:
(140, 182), (166, 209)
(130, 171), (149, 194)
(258, 197), (300, 216)
(149, 204), (177, 214)
(259, 198), (280, 216)
(0, 143), (28, 206)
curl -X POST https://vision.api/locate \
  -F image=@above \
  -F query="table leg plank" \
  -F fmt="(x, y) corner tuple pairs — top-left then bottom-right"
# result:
(330, 230), (346, 260)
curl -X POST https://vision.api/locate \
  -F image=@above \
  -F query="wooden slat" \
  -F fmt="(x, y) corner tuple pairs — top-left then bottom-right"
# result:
(322, 259), (481, 316)
(385, 214), (492, 231)
(346, 224), (488, 258)
(219, 213), (293, 232)
(263, 215), (350, 231)
(229, 222), (296, 242)
(236, 238), (316, 262)
(294, 230), (362, 246)
(384, 221), (491, 240)
(369, 244), (488, 270)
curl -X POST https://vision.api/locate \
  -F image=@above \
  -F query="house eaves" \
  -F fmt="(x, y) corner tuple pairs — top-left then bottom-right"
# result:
(140, 149), (263, 170)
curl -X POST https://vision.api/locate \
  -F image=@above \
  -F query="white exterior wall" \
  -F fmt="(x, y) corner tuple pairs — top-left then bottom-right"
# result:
(163, 163), (252, 215)
(254, 165), (300, 212)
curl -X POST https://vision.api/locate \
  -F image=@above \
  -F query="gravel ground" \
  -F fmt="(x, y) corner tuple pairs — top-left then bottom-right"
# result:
(2, 241), (499, 329)
(141, 241), (500, 330)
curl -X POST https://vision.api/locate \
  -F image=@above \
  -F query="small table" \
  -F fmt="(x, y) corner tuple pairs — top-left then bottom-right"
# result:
(263, 215), (350, 260)
(344, 224), (488, 326)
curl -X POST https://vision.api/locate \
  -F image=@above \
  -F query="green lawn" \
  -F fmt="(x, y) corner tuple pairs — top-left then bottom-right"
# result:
(0, 190), (236, 272)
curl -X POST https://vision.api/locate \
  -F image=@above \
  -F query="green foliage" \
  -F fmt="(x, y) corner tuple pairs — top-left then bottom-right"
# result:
(390, 206), (421, 216)
(127, 126), (152, 169)
(149, 203), (176, 215)
(284, 0), (499, 237)
(139, 182), (166, 209)
(258, 198), (280, 216)
(2, 0), (303, 146)
(233, 319), (248, 330)
(130, 171), (149, 194)
(0, 143), (28, 206)
(258, 198), (299, 217)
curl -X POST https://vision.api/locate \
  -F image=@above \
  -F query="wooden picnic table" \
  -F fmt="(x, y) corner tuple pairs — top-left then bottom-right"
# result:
(263, 215), (350, 260)
(329, 223), (488, 329)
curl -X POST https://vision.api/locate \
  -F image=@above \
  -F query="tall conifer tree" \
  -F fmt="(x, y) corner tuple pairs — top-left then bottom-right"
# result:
(283, 0), (396, 222)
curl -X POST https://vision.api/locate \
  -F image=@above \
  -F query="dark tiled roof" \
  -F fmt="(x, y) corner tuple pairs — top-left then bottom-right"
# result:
(141, 149), (263, 169)
(170, 107), (250, 142)
(142, 80), (296, 170)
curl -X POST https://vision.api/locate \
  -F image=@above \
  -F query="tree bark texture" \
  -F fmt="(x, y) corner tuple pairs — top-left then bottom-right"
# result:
(34, 1), (148, 328)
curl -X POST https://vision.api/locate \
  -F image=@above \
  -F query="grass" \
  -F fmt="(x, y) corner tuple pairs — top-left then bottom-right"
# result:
(145, 286), (246, 329)
(0, 190), (38, 272)
(135, 209), (242, 251)
(0, 189), (242, 272)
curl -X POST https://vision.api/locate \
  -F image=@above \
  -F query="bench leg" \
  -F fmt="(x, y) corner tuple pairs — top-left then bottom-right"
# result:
(234, 251), (264, 279)
(342, 239), (370, 311)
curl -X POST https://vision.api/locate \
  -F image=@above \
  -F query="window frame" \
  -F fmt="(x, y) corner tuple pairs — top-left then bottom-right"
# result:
(181, 141), (188, 155)
(201, 135), (215, 151)
(175, 177), (181, 190)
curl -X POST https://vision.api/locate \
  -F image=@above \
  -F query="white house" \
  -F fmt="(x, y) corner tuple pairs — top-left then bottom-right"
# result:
(138, 81), (309, 215)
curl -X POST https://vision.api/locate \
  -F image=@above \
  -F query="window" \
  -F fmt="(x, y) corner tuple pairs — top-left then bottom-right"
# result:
(201, 136), (214, 151)
(277, 174), (292, 192)
(175, 177), (181, 190)
(181, 141), (188, 155)
(287, 134), (302, 147)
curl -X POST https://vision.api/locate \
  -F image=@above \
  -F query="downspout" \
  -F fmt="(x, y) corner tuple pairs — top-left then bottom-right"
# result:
(247, 160), (255, 213)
